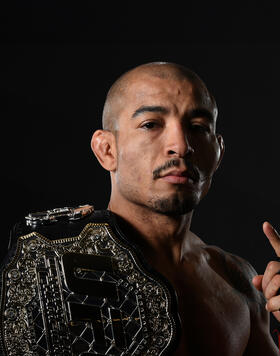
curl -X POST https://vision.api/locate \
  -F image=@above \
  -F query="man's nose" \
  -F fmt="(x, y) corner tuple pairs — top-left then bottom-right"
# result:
(164, 121), (194, 158)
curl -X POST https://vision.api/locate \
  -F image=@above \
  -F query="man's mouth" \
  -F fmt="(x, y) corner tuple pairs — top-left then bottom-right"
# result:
(159, 170), (195, 185)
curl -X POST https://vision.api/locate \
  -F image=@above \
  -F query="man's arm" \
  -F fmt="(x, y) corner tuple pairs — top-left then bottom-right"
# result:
(243, 258), (278, 355)
(227, 253), (279, 355)
(243, 307), (279, 355)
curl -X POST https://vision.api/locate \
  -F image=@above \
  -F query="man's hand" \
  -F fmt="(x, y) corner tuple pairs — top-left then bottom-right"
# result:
(252, 222), (280, 322)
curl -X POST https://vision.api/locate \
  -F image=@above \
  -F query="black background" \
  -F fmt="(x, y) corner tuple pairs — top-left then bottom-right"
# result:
(2, 0), (280, 347)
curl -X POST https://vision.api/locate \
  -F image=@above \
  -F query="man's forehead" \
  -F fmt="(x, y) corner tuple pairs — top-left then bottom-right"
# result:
(127, 73), (193, 94)
(102, 63), (218, 131)
(122, 74), (215, 113)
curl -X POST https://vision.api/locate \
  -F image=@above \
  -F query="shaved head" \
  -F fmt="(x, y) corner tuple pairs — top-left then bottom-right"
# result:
(102, 62), (217, 132)
(92, 61), (224, 218)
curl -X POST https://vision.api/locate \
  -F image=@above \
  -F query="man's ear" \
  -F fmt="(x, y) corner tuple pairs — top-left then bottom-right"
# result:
(91, 130), (117, 171)
(215, 134), (225, 171)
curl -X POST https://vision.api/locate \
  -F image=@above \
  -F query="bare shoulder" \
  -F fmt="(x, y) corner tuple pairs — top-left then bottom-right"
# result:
(204, 244), (266, 311)
(198, 243), (277, 354)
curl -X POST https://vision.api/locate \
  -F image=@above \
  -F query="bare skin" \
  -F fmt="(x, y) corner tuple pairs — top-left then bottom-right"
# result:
(91, 63), (279, 355)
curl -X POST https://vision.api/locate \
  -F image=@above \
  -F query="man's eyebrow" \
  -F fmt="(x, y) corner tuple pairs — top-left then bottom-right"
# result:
(132, 105), (169, 118)
(188, 108), (215, 123)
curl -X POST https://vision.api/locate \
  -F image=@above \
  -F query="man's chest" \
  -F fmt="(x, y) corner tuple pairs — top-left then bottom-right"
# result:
(156, 259), (251, 355)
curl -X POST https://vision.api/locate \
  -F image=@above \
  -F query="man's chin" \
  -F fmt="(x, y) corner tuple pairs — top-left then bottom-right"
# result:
(148, 195), (199, 216)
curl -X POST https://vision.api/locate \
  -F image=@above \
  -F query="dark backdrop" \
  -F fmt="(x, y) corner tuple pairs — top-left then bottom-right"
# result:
(1, 0), (280, 347)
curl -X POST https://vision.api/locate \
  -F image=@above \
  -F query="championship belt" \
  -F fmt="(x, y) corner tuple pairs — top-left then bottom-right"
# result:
(0, 205), (181, 355)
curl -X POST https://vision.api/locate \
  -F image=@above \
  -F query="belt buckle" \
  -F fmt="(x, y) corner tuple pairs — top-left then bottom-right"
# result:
(1, 223), (180, 355)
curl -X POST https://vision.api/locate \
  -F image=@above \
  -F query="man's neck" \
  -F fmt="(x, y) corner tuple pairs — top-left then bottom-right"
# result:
(108, 198), (198, 265)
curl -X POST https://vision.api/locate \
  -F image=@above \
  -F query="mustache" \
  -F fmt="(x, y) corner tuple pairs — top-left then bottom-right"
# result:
(152, 159), (200, 181)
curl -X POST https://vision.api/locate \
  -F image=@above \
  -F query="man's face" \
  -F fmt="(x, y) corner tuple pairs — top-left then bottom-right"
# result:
(112, 74), (223, 215)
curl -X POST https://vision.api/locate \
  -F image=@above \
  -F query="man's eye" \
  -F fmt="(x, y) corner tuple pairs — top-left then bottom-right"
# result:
(141, 122), (157, 129)
(190, 124), (209, 133)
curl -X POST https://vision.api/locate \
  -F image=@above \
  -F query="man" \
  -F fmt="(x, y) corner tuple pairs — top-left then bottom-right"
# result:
(91, 61), (280, 355)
